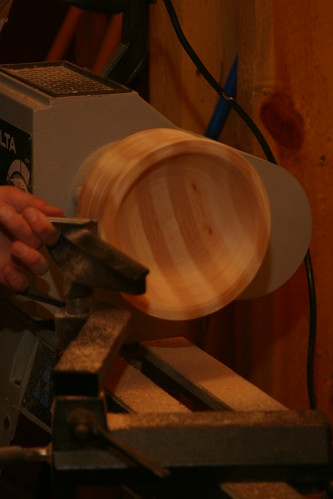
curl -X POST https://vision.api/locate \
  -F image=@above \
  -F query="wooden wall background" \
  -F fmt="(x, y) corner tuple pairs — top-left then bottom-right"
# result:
(1, 1), (333, 426)
(149, 0), (333, 426)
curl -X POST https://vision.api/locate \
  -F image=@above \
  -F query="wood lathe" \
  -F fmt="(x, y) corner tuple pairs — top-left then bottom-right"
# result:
(0, 60), (329, 497)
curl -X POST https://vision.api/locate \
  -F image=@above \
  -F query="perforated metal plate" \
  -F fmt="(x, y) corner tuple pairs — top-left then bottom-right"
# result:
(0, 60), (128, 97)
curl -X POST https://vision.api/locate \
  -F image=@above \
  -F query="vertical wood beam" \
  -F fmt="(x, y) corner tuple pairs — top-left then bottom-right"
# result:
(236, 0), (333, 422)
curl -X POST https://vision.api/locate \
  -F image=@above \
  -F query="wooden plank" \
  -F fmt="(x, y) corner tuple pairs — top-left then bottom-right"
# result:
(139, 337), (286, 411)
(105, 356), (188, 414)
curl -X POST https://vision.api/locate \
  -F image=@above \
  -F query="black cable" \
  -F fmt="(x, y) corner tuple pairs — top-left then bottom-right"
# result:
(305, 249), (317, 409)
(162, 0), (317, 409)
(162, 0), (277, 164)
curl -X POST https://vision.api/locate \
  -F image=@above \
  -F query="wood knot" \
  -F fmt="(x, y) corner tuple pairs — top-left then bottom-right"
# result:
(259, 92), (304, 150)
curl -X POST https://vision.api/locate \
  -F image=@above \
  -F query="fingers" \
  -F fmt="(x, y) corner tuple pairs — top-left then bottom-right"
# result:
(1, 262), (29, 292)
(1, 226), (56, 292)
(0, 187), (64, 292)
(0, 199), (62, 248)
(11, 241), (49, 276)
(1, 247), (49, 293)
(23, 207), (61, 246)
(0, 203), (42, 248)
(1, 185), (64, 218)
(4, 241), (50, 292)
(38, 203), (64, 218)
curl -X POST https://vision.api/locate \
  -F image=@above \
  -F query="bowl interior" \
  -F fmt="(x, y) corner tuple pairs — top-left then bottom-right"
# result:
(99, 149), (270, 320)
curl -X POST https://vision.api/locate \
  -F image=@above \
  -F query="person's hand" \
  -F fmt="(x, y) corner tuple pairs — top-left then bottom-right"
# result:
(0, 186), (64, 292)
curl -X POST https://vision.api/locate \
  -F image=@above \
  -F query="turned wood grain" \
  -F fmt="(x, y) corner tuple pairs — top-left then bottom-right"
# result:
(77, 128), (270, 320)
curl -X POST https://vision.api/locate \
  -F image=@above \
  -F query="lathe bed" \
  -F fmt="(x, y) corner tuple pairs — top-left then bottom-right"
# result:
(0, 219), (330, 498)
(83, 335), (328, 498)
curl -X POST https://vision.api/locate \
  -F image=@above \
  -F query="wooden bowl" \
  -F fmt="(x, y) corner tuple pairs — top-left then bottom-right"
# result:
(77, 128), (271, 320)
